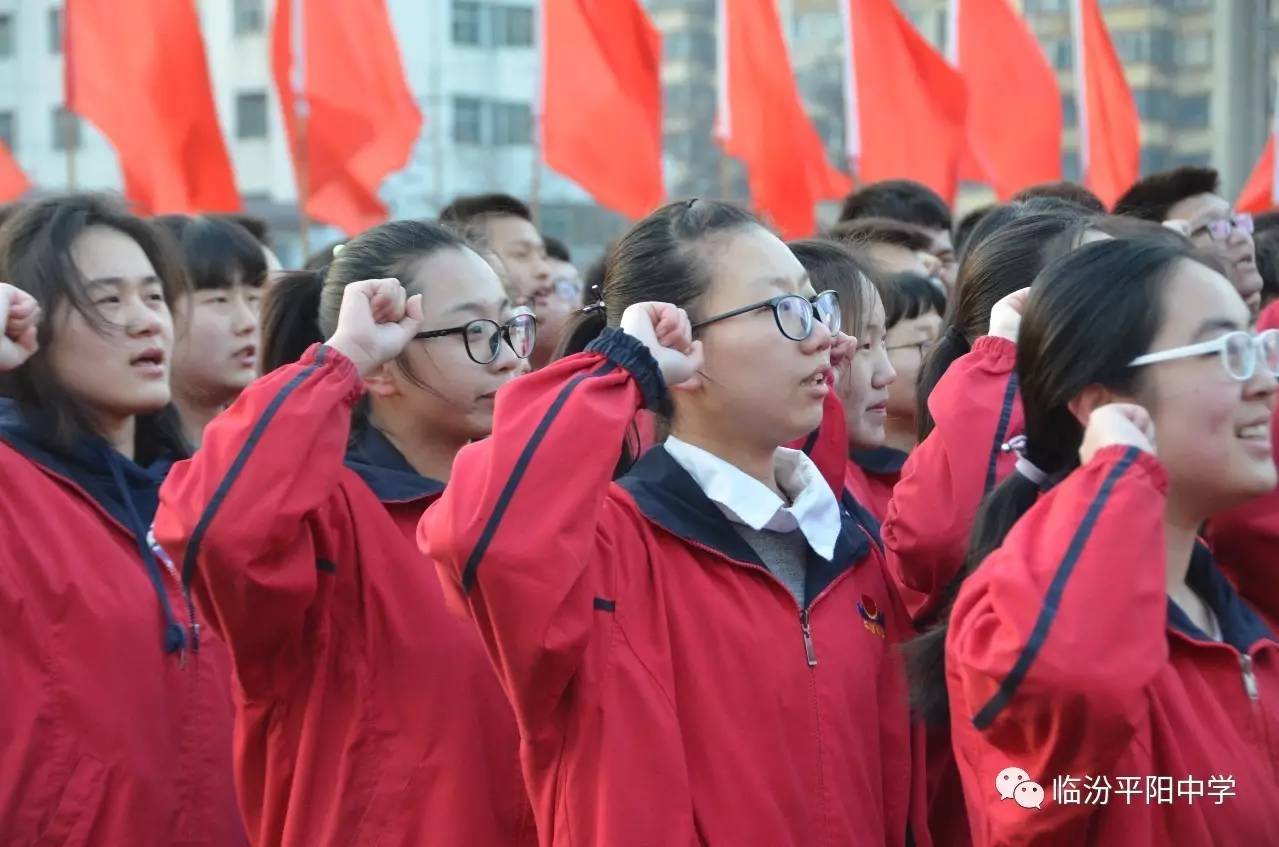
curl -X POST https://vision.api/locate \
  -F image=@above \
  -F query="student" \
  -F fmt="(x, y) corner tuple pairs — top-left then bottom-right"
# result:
(882, 272), (945, 457)
(0, 195), (244, 846)
(440, 193), (571, 369)
(420, 199), (930, 846)
(544, 234), (583, 304)
(789, 238), (898, 521)
(155, 215), (266, 446)
(829, 216), (941, 282)
(1116, 166), (1264, 317)
(838, 179), (957, 291)
(934, 237), (1279, 844)
(154, 221), (537, 847)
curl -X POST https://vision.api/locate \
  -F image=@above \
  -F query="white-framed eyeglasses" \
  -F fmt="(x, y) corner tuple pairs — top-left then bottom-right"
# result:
(1128, 329), (1279, 382)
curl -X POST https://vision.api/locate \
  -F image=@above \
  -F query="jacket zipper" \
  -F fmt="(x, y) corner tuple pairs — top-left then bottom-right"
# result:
(1241, 653), (1260, 703)
(675, 533), (872, 670)
(799, 608), (818, 667)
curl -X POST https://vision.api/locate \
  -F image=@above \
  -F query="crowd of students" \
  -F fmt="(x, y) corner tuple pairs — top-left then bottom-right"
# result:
(0, 169), (1276, 846)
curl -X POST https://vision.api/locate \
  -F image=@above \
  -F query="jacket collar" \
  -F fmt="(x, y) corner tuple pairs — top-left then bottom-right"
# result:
(0, 399), (171, 532)
(618, 445), (874, 602)
(344, 425), (445, 504)
(851, 445), (908, 477)
(662, 435), (842, 561)
(1167, 542), (1274, 652)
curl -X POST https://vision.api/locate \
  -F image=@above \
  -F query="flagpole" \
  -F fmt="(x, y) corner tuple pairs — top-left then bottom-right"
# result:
(65, 118), (77, 191)
(530, 0), (544, 227)
(62, 14), (76, 191)
(292, 0), (311, 260)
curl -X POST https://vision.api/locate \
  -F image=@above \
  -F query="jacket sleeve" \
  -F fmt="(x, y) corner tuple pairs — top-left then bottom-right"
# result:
(1208, 414), (1279, 627)
(947, 446), (1168, 832)
(420, 328), (662, 734)
(154, 344), (362, 696)
(881, 336), (1022, 621)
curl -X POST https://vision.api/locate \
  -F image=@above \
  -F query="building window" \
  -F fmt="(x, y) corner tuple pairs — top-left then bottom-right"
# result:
(491, 101), (531, 145)
(453, 96), (483, 143)
(234, 0), (265, 35)
(1179, 93), (1210, 126)
(0, 112), (14, 151)
(453, 1), (483, 46)
(49, 7), (63, 54)
(236, 92), (269, 139)
(1112, 32), (1151, 64)
(492, 5), (534, 47)
(0, 14), (14, 58)
(1044, 37), (1072, 70)
(1176, 34), (1211, 67)
(52, 107), (79, 151)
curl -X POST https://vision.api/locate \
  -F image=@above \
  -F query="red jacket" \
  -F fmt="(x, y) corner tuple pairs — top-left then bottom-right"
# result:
(1208, 407), (1279, 625)
(947, 445), (1279, 846)
(1258, 299), (1279, 332)
(0, 400), (244, 847)
(846, 447), (907, 524)
(882, 336), (1023, 623)
(419, 328), (931, 847)
(155, 345), (534, 847)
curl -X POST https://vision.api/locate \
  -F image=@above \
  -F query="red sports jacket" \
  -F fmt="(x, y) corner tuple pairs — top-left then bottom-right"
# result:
(948, 445), (1279, 845)
(0, 401), (244, 847)
(420, 328), (931, 846)
(155, 345), (534, 847)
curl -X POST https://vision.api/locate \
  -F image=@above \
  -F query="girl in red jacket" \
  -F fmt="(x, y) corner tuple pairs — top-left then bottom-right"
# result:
(153, 215), (266, 447)
(0, 196), (244, 846)
(421, 199), (930, 846)
(938, 236), (1279, 845)
(154, 221), (536, 846)
(788, 238), (900, 523)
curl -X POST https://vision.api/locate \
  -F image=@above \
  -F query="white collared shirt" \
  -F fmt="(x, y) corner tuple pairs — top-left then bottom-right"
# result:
(663, 436), (842, 561)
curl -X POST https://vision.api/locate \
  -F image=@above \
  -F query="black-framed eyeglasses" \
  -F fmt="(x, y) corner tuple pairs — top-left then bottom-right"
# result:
(691, 290), (841, 341)
(414, 313), (537, 365)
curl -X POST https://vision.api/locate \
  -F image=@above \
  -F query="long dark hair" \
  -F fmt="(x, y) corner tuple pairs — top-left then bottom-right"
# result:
(916, 208), (1094, 442)
(787, 238), (876, 341)
(259, 270), (324, 373)
(907, 237), (1206, 726)
(555, 198), (764, 471)
(0, 194), (191, 463)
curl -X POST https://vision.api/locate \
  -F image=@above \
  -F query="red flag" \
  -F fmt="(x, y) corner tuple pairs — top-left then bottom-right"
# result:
(950, 0), (1061, 198)
(842, 0), (967, 203)
(1238, 86), (1277, 213)
(1072, 0), (1139, 209)
(65, 0), (240, 213)
(542, 0), (664, 220)
(273, 0), (422, 236)
(1239, 138), (1277, 213)
(0, 142), (27, 203)
(717, 0), (851, 239)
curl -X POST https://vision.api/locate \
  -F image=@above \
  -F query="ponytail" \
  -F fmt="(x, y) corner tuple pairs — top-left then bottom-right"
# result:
(259, 270), (324, 374)
(906, 468), (1042, 726)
